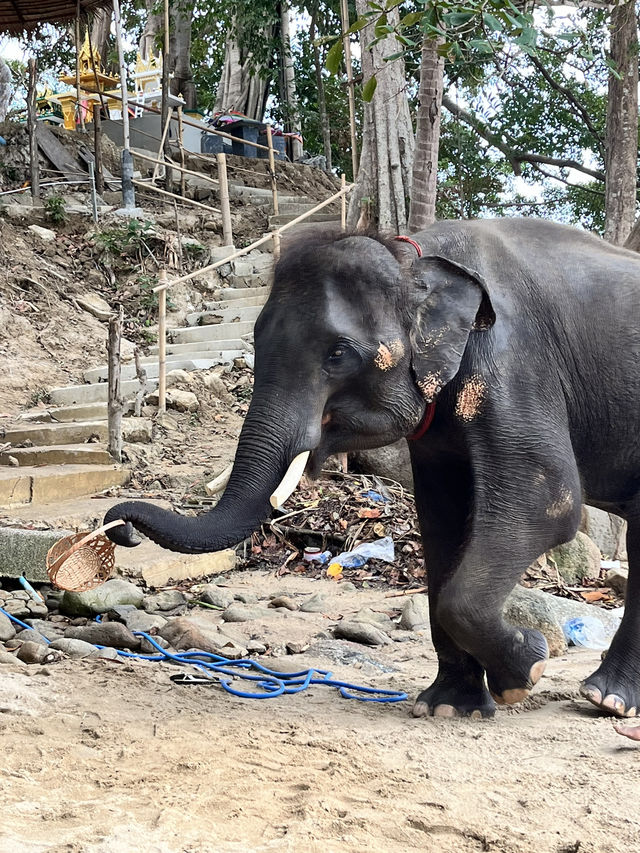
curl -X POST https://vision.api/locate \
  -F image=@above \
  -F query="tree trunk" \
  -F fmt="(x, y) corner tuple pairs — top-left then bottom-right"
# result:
(604, 0), (638, 245)
(310, 4), (332, 171)
(279, 1), (303, 160)
(90, 7), (112, 69)
(169, 0), (197, 111)
(408, 38), (443, 231)
(347, 0), (414, 232)
(139, 0), (162, 59)
(214, 33), (271, 121)
(0, 57), (12, 122)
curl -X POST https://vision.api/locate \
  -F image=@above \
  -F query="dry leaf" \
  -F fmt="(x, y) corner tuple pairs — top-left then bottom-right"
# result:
(358, 508), (381, 519)
(580, 589), (609, 603)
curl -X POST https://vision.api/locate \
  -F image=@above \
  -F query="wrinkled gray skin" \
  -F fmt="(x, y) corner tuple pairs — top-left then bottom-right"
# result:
(106, 219), (640, 719)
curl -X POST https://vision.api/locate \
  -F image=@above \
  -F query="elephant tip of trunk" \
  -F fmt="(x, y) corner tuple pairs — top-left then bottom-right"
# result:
(104, 504), (144, 548)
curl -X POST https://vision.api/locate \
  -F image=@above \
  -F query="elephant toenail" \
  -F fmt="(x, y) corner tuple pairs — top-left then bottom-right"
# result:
(470, 710), (483, 720)
(433, 704), (458, 718)
(579, 684), (603, 706)
(500, 687), (530, 705)
(412, 701), (431, 718)
(528, 660), (547, 686)
(602, 694), (626, 716)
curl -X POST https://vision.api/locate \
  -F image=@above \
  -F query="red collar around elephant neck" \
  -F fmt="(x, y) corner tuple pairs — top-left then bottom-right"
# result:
(408, 402), (436, 441)
(394, 235), (423, 257)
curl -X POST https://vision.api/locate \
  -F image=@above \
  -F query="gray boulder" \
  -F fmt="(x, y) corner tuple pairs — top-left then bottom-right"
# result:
(124, 610), (168, 633)
(0, 612), (16, 642)
(61, 579), (144, 617)
(352, 439), (413, 491)
(49, 638), (99, 659)
(333, 621), (392, 646)
(399, 595), (430, 631)
(64, 622), (140, 650)
(503, 586), (568, 657)
(143, 590), (187, 612)
(548, 532), (601, 584)
(581, 505), (627, 560)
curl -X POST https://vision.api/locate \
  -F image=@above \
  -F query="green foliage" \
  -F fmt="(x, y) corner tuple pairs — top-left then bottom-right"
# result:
(96, 220), (154, 258)
(44, 195), (67, 226)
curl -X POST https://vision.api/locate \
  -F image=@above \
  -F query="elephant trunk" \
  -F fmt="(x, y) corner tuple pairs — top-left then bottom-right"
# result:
(104, 392), (316, 554)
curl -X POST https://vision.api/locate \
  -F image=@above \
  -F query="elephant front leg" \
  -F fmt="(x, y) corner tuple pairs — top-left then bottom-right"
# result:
(412, 619), (496, 719)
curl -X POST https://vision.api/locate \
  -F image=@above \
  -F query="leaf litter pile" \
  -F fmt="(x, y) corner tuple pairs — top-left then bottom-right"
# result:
(240, 471), (427, 589)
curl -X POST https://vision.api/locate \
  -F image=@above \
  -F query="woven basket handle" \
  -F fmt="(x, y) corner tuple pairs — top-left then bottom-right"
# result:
(49, 519), (126, 569)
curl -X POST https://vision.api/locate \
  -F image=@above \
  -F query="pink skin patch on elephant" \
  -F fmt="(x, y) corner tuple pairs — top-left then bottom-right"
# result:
(546, 488), (574, 519)
(418, 371), (443, 401)
(455, 375), (487, 422)
(374, 340), (404, 371)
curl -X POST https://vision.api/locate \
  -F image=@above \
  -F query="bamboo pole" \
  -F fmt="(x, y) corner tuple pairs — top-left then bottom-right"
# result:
(217, 152), (233, 246)
(266, 125), (279, 216)
(132, 149), (219, 188)
(27, 58), (39, 200)
(177, 106), (186, 197)
(93, 103), (104, 195)
(161, 0), (170, 165)
(153, 110), (174, 183)
(155, 182), (353, 292)
(340, 0), (359, 178)
(341, 173), (347, 230)
(272, 230), (281, 260)
(107, 306), (124, 462)
(157, 270), (167, 414)
(75, 9), (85, 132)
(113, 0), (135, 208)
(132, 179), (221, 213)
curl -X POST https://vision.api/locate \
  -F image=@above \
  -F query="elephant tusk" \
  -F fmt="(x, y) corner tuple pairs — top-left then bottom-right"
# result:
(270, 451), (311, 509)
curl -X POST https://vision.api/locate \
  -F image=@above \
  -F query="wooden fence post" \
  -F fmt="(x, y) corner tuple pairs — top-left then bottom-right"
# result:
(178, 105), (186, 197)
(341, 173), (347, 231)
(107, 306), (124, 462)
(217, 152), (233, 246)
(157, 270), (167, 414)
(266, 125), (279, 216)
(27, 59), (39, 200)
(93, 103), (104, 195)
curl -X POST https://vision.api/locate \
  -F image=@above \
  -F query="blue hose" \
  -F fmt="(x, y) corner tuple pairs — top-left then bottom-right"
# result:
(0, 606), (408, 704)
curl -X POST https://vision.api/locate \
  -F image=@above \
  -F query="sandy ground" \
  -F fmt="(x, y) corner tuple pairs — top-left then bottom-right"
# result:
(0, 570), (637, 853)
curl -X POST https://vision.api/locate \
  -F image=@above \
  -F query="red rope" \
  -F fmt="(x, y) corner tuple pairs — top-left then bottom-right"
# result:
(394, 235), (423, 257)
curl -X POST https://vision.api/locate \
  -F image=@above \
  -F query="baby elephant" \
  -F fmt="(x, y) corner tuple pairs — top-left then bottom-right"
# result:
(105, 218), (640, 720)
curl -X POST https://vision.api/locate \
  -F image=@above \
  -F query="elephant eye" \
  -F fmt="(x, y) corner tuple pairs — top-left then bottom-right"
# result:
(329, 346), (345, 360)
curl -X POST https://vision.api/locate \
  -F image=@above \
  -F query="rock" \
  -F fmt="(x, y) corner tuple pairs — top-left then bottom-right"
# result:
(76, 292), (113, 321)
(198, 585), (234, 609)
(166, 369), (197, 389)
(0, 649), (26, 667)
(399, 595), (430, 631)
(122, 418), (152, 444)
(158, 617), (246, 658)
(24, 619), (64, 641)
(581, 505), (627, 560)
(286, 641), (309, 655)
(148, 388), (199, 413)
(203, 373), (232, 401)
(503, 586), (568, 657)
(269, 596), (298, 611)
(244, 353), (255, 370)
(64, 622), (140, 650)
(0, 612), (16, 642)
(234, 592), (258, 605)
(139, 634), (170, 654)
(94, 647), (120, 660)
(221, 605), (269, 623)
(352, 440), (414, 491)
(26, 601), (49, 618)
(49, 638), (99, 658)
(15, 629), (49, 646)
(124, 610), (168, 632)
(339, 582), (357, 592)
(28, 224), (56, 242)
(2, 599), (30, 619)
(16, 641), (49, 664)
(143, 590), (187, 612)
(606, 567), (628, 597)
(353, 608), (396, 632)
(548, 532), (601, 584)
(246, 640), (267, 655)
(333, 621), (392, 646)
(61, 580), (144, 617)
(299, 593), (327, 613)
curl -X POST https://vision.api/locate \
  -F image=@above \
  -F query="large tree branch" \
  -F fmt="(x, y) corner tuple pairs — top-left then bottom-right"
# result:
(442, 93), (605, 182)
(528, 55), (605, 158)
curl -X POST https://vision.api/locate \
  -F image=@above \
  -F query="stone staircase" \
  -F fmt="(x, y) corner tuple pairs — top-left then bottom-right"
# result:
(0, 248), (274, 510)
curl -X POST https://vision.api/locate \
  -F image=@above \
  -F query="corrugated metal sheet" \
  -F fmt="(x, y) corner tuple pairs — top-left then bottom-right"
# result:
(0, 0), (111, 35)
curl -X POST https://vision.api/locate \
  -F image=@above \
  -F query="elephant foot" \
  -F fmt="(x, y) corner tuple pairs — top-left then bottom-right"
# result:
(485, 628), (549, 706)
(412, 675), (496, 719)
(580, 657), (640, 718)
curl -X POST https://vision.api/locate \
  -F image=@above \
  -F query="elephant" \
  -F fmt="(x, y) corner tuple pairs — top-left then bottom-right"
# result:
(105, 218), (640, 720)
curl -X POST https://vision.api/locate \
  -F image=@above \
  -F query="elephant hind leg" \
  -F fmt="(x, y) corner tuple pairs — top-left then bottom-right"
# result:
(581, 497), (640, 718)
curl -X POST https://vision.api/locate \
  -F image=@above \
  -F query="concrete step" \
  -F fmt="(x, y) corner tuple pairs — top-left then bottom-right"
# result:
(2, 421), (108, 447)
(225, 273), (270, 289)
(276, 202), (316, 215)
(213, 286), (270, 301)
(269, 212), (341, 228)
(83, 351), (242, 384)
(0, 443), (113, 467)
(203, 295), (268, 313)
(0, 464), (130, 508)
(169, 321), (254, 346)
(49, 378), (159, 407)
(149, 339), (249, 356)
(184, 304), (262, 328)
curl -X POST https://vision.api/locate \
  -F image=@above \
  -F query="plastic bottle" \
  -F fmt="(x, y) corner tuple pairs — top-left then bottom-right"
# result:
(563, 616), (610, 650)
(331, 536), (395, 568)
(303, 547), (332, 565)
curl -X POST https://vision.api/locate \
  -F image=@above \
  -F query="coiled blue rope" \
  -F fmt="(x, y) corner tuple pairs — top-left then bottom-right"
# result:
(0, 606), (407, 704)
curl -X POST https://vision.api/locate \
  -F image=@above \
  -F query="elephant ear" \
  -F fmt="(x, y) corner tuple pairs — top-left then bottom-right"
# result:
(409, 255), (495, 402)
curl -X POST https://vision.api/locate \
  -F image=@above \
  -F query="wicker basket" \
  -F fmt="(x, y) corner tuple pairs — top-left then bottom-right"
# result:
(46, 520), (125, 592)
